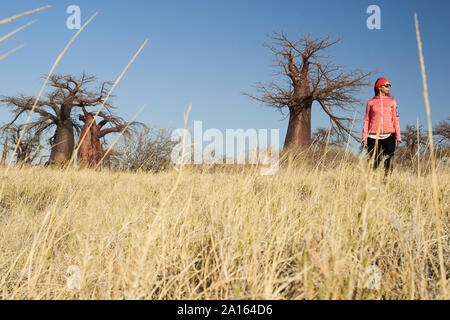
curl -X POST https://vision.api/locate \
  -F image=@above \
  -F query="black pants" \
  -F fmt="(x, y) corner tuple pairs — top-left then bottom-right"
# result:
(367, 134), (396, 176)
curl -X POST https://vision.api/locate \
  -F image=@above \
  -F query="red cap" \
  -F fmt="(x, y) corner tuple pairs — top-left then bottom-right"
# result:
(375, 78), (390, 90)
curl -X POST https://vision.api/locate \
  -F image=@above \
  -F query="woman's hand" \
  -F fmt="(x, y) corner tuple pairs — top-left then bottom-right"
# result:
(362, 138), (367, 148)
(396, 139), (401, 145)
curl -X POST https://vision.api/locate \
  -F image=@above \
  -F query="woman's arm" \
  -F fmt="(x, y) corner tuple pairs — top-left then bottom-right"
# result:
(362, 101), (371, 142)
(392, 101), (401, 143)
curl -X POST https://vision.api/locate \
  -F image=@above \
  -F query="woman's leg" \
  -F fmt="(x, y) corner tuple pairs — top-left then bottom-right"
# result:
(381, 134), (396, 176)
(367, 137), (381, 169)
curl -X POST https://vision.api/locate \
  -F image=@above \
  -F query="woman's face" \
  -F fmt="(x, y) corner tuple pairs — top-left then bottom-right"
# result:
(379, 82), (391, 95)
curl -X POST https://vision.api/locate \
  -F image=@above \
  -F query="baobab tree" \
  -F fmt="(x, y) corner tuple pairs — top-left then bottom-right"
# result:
(76, 104), (144, 168)
(1, 73), (113, 165)
(244, 31), (373, 149)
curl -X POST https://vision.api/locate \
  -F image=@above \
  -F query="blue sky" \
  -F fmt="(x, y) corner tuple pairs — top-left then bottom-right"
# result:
(1, 0), (449, 154)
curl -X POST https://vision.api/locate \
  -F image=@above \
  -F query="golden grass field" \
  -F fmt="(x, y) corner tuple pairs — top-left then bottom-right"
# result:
(0, 7), (447, 300)
(0, 151), (448, 300)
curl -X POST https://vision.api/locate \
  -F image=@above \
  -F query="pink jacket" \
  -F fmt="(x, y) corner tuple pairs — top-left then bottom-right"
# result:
(362, 95), (401, 141)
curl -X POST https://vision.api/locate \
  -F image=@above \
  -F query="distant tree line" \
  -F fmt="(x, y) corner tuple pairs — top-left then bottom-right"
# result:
(1, 32), (448, 171)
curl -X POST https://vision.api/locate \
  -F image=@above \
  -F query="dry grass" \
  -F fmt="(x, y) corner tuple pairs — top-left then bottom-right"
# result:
(0, 8), (447, 300)
(0, 19), (37, 43)
(0, 5), (51, 60)
(0, 151), (448, 300)
(0, 5), (50, 25)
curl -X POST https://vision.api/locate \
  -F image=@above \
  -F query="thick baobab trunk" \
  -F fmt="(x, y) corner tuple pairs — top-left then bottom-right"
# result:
(48, 105), (75, 165)
(284, 104), (312, 149)
(283, 55), (312, 149)
(48, 104), (75, 165)
(48, 122), (75, 165)
(77, 120), (103, 167)
(77, 106), (104, 168)
(77, 122), (94, 167)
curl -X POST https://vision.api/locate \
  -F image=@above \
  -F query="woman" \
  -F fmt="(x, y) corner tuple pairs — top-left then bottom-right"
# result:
(362, 77), (401, 176)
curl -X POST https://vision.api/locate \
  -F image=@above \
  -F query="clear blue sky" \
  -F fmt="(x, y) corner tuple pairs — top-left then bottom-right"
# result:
(1, 0), (449, 154)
